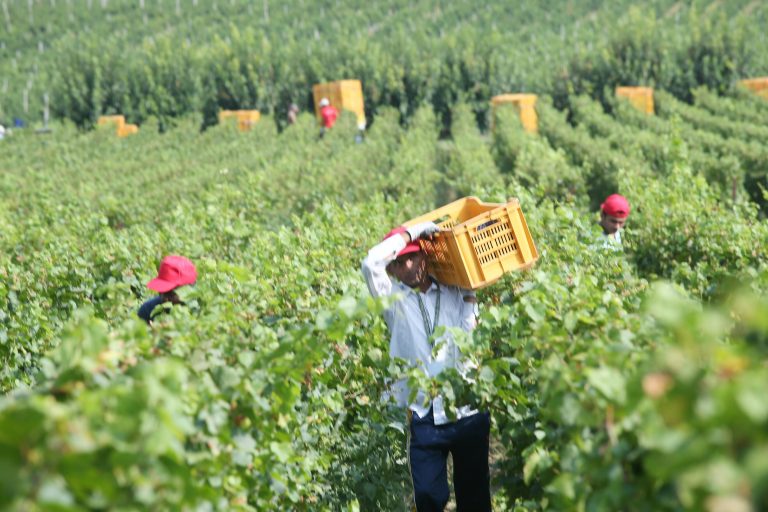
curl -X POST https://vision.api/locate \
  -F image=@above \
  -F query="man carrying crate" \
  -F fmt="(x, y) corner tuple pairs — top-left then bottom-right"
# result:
(361, 222), (492, 512)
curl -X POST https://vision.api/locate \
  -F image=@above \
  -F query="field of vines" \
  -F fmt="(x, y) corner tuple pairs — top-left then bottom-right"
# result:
(2, 1), (768, 511)
(1, 0), (768, 129)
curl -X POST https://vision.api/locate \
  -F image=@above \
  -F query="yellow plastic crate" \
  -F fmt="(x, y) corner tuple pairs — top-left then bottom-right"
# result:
(739, 77), (768, 99)
(236, 110), (260, 131)
(218, 110), (261, 131)
(117, 123), (138, 137)
(403, 197), (539, 290)
(491, 94), (538, 133)
(312, 79), (366, 128)
(616, 86), (655, 114)
(218, 110), (239, 123)
(97, 115), (126, 130)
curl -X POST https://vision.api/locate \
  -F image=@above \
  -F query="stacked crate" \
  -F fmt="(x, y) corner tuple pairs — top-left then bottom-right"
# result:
(118, 124), (139, 137)
(218, 110), (261, 131)
(490, 94), (538, 133)
(97, 115), (125, 131)
(616, 87), (655, 114)
(97, 115), (139, 137)
(312, 80), (366, 128)
(739, 78), (768, 100)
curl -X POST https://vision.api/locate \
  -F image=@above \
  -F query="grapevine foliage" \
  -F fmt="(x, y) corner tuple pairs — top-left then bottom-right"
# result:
(1, 2), (768, 510)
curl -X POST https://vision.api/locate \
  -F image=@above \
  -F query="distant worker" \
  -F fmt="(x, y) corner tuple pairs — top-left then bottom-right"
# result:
(138, 255), (197, 325)
(287, 103), (299, 125)
(319, 97), (338, 133)
(355, 120), (366, 144)
(599, 193), (630, 248)
(362, 223), (491, 512)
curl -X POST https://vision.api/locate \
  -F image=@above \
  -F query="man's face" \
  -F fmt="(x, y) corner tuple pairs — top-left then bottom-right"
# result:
(600, 212), (627, 235)
(161, 290), (182, 304)
(387, 251), (427, 288)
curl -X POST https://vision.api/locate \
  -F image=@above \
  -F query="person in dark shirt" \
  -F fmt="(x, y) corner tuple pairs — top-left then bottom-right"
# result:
(138, 255), (197, 324)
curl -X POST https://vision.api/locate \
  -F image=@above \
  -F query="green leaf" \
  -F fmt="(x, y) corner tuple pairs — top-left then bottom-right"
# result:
(270, 441), (293, 464)
(338, 296), (358, 318)
(232, 434), (256, 467)
(524, 303), (544, 323)
(37, 476), (75, 507)
(586, 366), (626, 404)
(366, 348), (383, 362)
(523, 447), (552, 485)
(479, 366), (495, 383)
(736, 375), (768, 423)
(546, 473), (576, 500)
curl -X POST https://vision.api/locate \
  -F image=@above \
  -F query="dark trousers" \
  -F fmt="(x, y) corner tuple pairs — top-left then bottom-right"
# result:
(408, 408), (492, 512)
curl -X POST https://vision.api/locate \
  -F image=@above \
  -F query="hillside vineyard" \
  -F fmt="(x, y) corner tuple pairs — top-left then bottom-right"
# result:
(1, 1), (768, 511)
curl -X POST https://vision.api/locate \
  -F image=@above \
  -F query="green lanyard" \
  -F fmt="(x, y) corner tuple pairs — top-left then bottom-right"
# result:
(416, 284), (441, 337)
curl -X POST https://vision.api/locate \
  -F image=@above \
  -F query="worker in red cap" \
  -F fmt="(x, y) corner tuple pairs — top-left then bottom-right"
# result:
(137, 255), (197, 324)
(599, 193), (630, 245)
(319, 97), (338, 135)
(361, 222), (490, 512)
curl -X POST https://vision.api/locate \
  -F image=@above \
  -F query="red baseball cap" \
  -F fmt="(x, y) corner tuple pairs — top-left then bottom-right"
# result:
(147, 255), (197, 293)
(601, 194), (630, 218)
(383, 226), (422, 258)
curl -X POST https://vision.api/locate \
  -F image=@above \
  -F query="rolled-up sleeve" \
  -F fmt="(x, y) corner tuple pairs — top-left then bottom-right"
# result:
(361, 236), (406, 298)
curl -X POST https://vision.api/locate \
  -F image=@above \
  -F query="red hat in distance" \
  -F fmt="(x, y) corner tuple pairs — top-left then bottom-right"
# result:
(601, 194), (631, 219)
(383, 226), (422, 258)
(147, 255), (197, 293)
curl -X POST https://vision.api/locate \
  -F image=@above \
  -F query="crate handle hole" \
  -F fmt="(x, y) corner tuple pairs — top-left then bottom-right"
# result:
(430, 214), (454, 226)
(476, 219), (500, 232)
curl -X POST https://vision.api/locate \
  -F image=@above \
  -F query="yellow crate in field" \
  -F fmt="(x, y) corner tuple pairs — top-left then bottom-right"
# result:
(97, 115), (126, 131)
(616, 87), (655, 114)
(491, 94), (538, 133)
(218, 110), (238, 123)
(218, 110), (261, 131)
(739, 77), (768, 99)
(236, 110), (260, 131)
(312, 80), (366, 128)
(117, 123), (138, 137)
(403, 197), (539, 290)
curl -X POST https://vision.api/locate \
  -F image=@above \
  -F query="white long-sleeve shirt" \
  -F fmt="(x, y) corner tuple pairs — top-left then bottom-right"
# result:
(361, 234), (478, 425)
